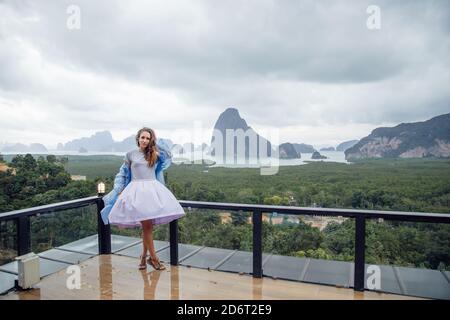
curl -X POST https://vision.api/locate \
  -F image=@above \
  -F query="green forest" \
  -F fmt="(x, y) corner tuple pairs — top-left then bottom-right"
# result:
(0, 153), (449, 270)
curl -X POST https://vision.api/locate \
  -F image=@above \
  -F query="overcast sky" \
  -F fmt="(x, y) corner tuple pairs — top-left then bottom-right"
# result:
(1, 0), (449, 149)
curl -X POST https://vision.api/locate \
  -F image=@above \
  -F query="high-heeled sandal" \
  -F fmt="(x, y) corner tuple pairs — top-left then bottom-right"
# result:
(139, 255), (147, 270)
(147, 256), (166, 270)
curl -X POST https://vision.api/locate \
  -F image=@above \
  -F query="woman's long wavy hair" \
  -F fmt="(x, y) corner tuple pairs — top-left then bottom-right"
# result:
(135, 127), (159, 167)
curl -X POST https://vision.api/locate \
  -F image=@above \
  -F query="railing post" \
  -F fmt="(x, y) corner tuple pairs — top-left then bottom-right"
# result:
(252, 210), (263, 278)
(96, 197), (111, 255)
(170, 219), (178, 266)
(17, 216), (31, 256)
(354, 215), (366, 291)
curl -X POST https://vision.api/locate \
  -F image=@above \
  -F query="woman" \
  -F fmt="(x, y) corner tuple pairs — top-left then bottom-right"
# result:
(101, 127), (185, 270)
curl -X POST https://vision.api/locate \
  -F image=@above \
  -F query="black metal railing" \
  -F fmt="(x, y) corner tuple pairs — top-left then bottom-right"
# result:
(0, 196), (110, 256)
(175, 200), (450, 291)
(1, 196), (450, 292)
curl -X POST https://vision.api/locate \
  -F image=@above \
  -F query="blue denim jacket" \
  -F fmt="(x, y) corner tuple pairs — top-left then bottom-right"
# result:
(100, 139), (172, 225)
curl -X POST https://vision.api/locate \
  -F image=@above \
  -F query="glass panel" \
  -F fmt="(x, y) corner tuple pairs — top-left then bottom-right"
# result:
(303, 259), (352, 287)
(157, 243), (202, 263)
(445, 271), (450, 281)
(363, 220), (450, 299)
(393, 266), (450, 299)
(38, 248), (94, 264)
(111, 234), (141, 253)
(58, 234), (98, 254)
(216, 251), (271, 274)
(39, 259), (71, 277)
(361, 264), (402, 294)
(30, 204), (97, 254)
(259, 212), (357, 285)
(366, 220), (449, 270)
(0, 271), (16, 294)
(262, 212), (355, 261)
(180, 247), (234, 269)
(154, 224), (169, 242)
(0, 259), (70, 277)
(0, 220), (17, 265)
(157, 207), (253, 250)
(263, 255), (308, 281)
(0, 260), (17, 273)
(114, 240), (168, 258)
(57, 234), (141, 254)
(111, 225), (142, 239)
(112, 225), (169, 246)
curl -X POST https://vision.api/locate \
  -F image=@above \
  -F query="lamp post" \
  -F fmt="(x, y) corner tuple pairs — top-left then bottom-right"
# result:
(96, 181), (110, 254)
(97, 182), (105, 195)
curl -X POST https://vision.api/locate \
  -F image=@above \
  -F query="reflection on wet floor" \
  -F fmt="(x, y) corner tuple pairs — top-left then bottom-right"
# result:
(1, 234), (442, 298)
(140, 269), (161, 299)
(99, 254), (112, 300)
(1, 254), (420, 300)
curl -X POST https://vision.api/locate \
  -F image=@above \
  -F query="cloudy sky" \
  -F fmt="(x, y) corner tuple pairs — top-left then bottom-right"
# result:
(1, 0), (449, 149)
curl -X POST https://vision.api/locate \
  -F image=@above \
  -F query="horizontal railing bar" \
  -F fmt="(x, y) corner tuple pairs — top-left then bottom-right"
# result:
(178, 200), (450, 223)
(0, 196), (100, 221)
(0, 196), (448, 224)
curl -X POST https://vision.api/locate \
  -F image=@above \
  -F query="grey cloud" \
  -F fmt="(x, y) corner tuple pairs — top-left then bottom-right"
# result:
(7, 0), (439, 84)
(0, 0), (449, 145)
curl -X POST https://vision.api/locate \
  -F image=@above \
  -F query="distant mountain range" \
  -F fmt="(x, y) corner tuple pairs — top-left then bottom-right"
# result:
(54, 131), (174, 152)
(0, 108), (356, 159)
(345, 113), (450, 160)
(1, 143), (48, 153)
(209, 109), (450, 161)
(59, 131), (115, 151)
(0, 132), (199, 154)
(4, 109), (446, 161)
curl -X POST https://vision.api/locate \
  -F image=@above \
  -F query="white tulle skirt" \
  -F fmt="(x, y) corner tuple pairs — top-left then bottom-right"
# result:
(108, 179), (185, 228)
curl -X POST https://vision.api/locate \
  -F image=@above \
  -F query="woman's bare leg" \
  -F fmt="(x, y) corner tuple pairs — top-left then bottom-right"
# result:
(141, 220), (158, 260)
(140, 221), (148, 258)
